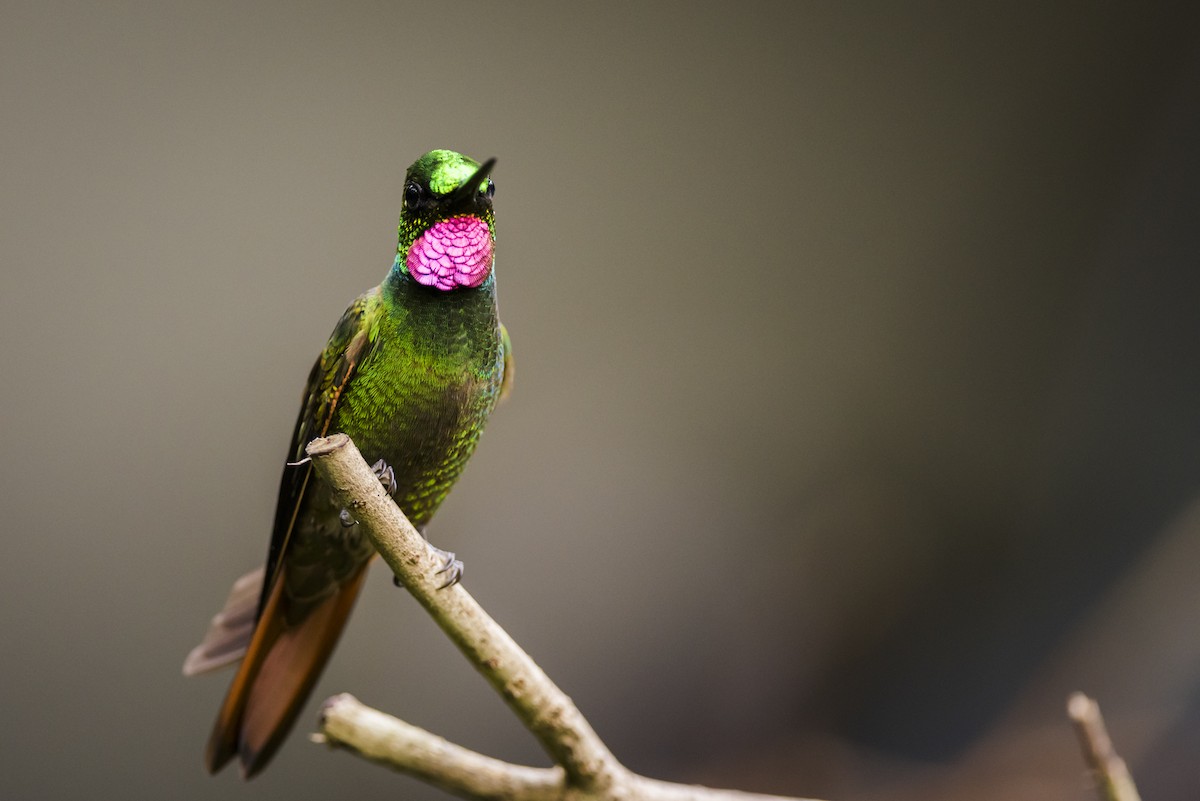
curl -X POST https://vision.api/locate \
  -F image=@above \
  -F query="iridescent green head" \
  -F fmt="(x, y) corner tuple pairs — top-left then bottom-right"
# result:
(391, 150), (496, 292)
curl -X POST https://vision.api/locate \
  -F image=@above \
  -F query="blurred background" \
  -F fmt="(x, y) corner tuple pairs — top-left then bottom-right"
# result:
(3, 3), (1200, 799)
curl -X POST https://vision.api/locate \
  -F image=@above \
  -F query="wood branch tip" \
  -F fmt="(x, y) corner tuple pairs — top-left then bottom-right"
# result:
(1068, 691), (1096, 721)
(306, 433), (351, 458)
(319, 692), (358, 727)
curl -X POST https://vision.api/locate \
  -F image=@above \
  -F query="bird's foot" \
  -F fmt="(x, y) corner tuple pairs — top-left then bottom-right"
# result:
(431, 546), (464, 589)
(341, 460), (397, 527)
(392, 545), (464, 589)
(370, 459), (397, 498)
(386, 521), (463, 589)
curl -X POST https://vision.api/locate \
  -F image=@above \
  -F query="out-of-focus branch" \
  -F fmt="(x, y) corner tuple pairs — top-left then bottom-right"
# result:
(1068, 693), (1142, 801)
(306, 433), (821, 801)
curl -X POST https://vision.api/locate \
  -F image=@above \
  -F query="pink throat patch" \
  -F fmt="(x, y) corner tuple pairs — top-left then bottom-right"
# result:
(407, 216), (493, 291)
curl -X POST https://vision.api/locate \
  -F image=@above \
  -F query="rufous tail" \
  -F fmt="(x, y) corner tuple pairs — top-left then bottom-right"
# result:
(204, 564), (369, 778)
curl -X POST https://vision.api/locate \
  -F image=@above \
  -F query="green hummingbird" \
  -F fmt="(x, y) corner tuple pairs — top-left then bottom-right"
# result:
(184, 149), (513, 778)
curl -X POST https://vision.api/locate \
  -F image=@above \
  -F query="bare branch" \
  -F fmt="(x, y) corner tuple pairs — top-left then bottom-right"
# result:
(1068, 692), (1142, 801)
(306, 433), (616, 788)
(318, 693), (564, 801)
(318, 694), (818, 801)
(306, 433), (823, 801)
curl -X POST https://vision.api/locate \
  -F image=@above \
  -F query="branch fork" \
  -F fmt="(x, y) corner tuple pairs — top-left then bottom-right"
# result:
(305, 433), (815, 801)
(305, 434), (1140, 801)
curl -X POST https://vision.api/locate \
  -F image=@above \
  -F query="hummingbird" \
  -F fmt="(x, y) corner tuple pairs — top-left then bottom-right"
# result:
(184, 149), (513, 778)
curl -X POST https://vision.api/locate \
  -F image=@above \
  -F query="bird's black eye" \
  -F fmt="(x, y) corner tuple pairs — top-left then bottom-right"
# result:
(404, 183), (422, 209)
(485, 179), (495, 199)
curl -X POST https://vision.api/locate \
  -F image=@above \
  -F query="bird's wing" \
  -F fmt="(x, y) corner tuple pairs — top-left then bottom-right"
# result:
(258, 287), (380, 615)
(498, 321), (514, 403)
(204, 288), (381, 777)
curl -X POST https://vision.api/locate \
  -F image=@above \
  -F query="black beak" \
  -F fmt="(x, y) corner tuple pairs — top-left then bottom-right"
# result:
(447, 157), (496, 208)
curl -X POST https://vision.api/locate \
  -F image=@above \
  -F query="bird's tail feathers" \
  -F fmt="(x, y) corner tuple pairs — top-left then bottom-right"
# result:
(183, 566), (264, 676)
(204, 563), (369, 778)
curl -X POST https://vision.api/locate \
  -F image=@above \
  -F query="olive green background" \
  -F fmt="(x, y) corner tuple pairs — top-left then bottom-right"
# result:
(4, 3), (1200, 800)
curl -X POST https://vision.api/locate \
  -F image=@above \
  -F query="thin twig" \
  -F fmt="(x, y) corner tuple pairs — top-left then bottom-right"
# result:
(1067, 692), (1142, 801)
(318, 694), (564, 801)
(306, 433), (822, 801)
